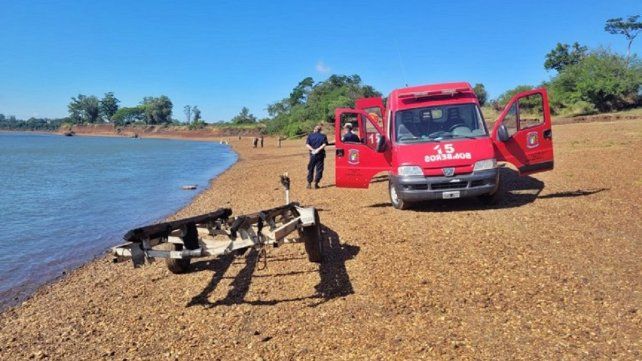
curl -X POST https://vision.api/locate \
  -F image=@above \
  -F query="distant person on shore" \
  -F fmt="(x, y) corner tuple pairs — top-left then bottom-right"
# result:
(260, 135), (264, 148)
(253, 137), (258, 148)
(305, 124), (328, 189)
(341, 123), (360, 143)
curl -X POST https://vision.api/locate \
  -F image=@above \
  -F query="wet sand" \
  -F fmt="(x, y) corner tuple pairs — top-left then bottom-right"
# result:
(0, 120), (640, 360)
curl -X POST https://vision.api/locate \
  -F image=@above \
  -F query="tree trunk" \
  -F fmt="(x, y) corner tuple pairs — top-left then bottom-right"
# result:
(627, 38), (632, 63)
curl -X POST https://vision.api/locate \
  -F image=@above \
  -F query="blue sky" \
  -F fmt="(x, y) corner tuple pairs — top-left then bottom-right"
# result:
(1, 0), (640, 121)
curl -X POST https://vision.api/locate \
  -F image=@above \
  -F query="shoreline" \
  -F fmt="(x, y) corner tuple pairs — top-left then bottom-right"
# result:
(0, 132), (241, 312)
(0, 113), (629, 310)
(1, 119), (640, 359)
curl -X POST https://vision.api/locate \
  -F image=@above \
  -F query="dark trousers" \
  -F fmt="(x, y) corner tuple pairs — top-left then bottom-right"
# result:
(307, 153), (325, 184)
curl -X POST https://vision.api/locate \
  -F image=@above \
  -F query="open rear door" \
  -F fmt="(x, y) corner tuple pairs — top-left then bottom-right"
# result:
(334, 108), (391, 188)
(491, 88), (554, 175)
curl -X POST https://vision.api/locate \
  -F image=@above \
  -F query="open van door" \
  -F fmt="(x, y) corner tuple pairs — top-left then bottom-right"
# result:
(491, 88), (554, 175)
(335, 108), (391, 188)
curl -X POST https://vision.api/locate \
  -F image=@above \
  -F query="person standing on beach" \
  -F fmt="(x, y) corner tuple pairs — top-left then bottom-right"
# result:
(305, 124), (328, 189)
(260, 135), (264, 148)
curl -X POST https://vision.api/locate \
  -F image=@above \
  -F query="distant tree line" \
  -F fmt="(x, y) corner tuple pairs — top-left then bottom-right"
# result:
(67, 93), (178, 126)
(0, 114), (66, 131)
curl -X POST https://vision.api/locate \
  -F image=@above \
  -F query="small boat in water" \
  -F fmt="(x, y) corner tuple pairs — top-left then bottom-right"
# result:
(181, 185), (197, 190)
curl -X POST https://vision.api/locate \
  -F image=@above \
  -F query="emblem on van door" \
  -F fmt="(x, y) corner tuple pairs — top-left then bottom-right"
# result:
(348, 149), (360, 165)
(442, 167), (455, 177)
(527, 131), (539, 149)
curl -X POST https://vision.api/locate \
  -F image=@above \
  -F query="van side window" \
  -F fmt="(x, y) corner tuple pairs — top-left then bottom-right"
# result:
(339, 113), (363, 143)
(364, 114), (380, 150)
(363, 107), (383, 128)
(503, 103), (518, 137)
(518, 93), (544, 129)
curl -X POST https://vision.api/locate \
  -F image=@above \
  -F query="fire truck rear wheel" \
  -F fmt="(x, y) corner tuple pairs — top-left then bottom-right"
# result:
(389, 181), (411, 210)
(300, 209), (323, 263)
(165, 243), (191, 274)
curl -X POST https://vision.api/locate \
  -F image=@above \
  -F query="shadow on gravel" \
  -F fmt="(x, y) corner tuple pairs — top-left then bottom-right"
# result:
(318, 174), (387, 189)
(371, 175), (389, 183)
(368, 167), (547, 212)
(369, 168), (610, 212)
(310, 225), (359, 307)
(539, 188), (608, 199)
(186, 224), (358, 308)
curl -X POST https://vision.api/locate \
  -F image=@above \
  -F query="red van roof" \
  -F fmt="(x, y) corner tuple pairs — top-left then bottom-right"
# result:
(388, 82), (477, 110)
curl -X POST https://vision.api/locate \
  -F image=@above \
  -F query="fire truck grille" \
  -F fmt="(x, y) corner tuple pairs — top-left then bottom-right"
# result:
(403, 184), (429, 191)
(431, 181), (468, 190)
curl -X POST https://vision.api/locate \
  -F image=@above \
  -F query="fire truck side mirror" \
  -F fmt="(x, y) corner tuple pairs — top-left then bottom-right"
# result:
(375, 134), (386, 152)
(497, 124), (510, 142)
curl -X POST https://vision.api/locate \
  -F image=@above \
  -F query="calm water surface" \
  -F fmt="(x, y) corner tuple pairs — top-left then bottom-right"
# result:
(0, 133), (237, 308)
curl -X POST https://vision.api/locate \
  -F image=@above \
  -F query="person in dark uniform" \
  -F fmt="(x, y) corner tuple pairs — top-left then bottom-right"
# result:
(305, 124), (328, 189)
(341, 123), (360, 143)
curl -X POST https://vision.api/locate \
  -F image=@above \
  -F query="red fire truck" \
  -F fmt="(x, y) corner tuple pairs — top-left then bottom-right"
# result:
(334, 82), (554, 209)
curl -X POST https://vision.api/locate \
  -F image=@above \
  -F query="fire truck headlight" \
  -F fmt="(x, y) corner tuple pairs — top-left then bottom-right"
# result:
(473, 159), (497, 172)
(397, 166), (424, 176)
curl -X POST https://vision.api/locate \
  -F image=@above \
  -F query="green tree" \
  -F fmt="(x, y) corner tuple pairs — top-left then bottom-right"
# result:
(267, 100), (289, 117)
(288, 77), (314, 107)
(472, 83), (488, 106)
(184, 105), (192, 123)
(68, 94), (101, 124)
(497, 85), (534, 106)
(141, 96), (173, 124)
(100, 92), (120, 121)
(544, 42), (588, 72)
(605, 15), (642, 60)
(231, 107), (257, 124)
(549, 49), (642, 113)
(111, 106), (145, 126)
(192, 106), (201, 123)
(264, 74), (381, 136)
(187, 106), (205, 129)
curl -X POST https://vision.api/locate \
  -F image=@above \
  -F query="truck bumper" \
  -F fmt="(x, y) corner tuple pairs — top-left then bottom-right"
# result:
(390, 168), (499, 202)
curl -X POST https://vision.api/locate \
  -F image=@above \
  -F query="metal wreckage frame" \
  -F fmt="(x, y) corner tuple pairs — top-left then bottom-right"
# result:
(112, 174), (324, 273)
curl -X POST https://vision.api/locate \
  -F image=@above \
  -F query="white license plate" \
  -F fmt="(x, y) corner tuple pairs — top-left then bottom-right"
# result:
(442, 191), (461, 199)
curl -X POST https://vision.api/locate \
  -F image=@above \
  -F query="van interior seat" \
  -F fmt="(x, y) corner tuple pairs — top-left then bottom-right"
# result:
(397, 123), (412, 140)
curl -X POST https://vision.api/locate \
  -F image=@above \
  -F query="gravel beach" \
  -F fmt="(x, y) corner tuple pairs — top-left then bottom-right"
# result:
(0, 119), (640, 360)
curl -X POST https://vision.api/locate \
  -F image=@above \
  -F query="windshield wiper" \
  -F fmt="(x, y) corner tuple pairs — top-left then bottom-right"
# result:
(432, 134), (479, 140)
(400, 138), (425, 143)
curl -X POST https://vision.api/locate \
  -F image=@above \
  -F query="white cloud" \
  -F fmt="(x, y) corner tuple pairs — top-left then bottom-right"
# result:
(315, 60), (331, 74)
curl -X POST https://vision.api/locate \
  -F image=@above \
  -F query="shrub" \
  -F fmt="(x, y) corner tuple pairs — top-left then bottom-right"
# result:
(564, 101), (599, 116)
(497, 85), (534, 106)
(549, 49), (642, 113)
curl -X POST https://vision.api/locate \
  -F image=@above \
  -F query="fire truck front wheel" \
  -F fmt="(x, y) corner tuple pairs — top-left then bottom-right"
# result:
(477, 175), (502, 205)
(299, 209), (324, 263)
(389, 181), (411, 210)
(165, 243), (191, 274)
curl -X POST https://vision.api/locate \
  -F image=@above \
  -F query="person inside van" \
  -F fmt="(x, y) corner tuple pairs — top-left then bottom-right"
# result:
(341, 123), (360, 143)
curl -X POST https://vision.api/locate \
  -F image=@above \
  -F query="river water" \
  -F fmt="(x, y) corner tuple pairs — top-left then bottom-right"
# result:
(0, 132), (237, 309)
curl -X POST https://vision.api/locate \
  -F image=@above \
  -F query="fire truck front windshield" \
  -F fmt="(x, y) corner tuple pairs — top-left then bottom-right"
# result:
(394, 103), (487, 143)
